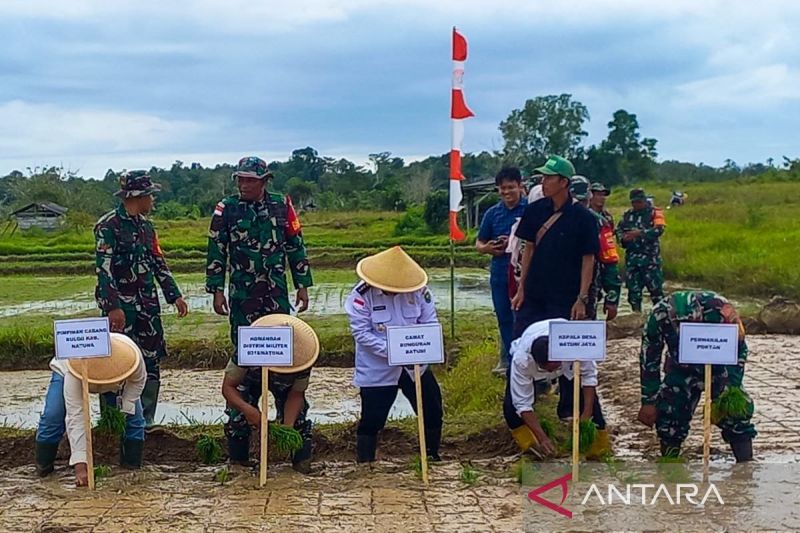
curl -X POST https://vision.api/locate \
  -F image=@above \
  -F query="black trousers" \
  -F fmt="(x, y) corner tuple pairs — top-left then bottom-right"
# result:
(358, 369), (443, 454)
(504, 374), (606, 431)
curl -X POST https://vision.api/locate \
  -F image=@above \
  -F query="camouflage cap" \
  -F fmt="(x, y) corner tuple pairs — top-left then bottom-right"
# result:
(569, 175), (591, 200)
(590, 182), (610, 195)
(232, 156), (271, 180)
(114, 170), (161, 199)
(629, 188), (647, 201)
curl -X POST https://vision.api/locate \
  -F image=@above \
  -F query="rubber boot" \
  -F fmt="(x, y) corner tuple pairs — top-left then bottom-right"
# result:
(730, 437), (753, 463)
(291, 438), (313, 474)
(426, 426), (442, 462)
(510, 425), (538, 453)
(585, 429), (613, 460)
(357, 434), (378, 463)
(660, 440), (682, 458)
(141, 380), (160, 429)
(227, 436), (250, 465)
(631, 303), (642, 313)
(35, 441), (60, 477)
(120, 439), (144, 469)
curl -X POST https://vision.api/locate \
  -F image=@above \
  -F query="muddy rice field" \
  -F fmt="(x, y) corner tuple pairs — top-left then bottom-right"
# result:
(1, 335), (799, 531)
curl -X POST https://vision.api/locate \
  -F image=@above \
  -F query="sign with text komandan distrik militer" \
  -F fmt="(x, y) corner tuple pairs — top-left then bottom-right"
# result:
(54, 317), (112, 359)
(678, 322), (738, 365)
(386, 324), (445, 366)
(548, 320), (607, 362)
(238, 326), (294, 367)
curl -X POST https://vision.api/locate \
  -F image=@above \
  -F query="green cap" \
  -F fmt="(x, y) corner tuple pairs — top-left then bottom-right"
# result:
(569, 175), (591, 200)
(534, 155), (575, 178)
(629, 188), (647, 201)
(590, 182), (610, 195)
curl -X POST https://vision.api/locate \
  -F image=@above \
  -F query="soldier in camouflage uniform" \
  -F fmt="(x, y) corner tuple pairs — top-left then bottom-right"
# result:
(569, 177), (622, 321)
(206, 156), (314, 472)
(637, 291), (756, 462)
(589, 182), (614, 229)
(95, 170), (189, 428)
(616, 188), (665, 312)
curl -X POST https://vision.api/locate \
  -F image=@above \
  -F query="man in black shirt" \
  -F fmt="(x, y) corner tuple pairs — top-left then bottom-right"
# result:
(511, 155), (598, 337)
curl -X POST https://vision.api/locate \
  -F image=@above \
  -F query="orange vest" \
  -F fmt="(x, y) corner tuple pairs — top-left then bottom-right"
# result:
(598, 224), (619, 264)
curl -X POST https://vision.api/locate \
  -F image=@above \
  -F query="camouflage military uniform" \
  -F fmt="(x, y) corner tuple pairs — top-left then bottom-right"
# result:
(640, 291), (756, 449)
(587, 209), (622, 320)
(616, 198), (665, 311)
(206, 159), (314, 464)
(95, 174), (182, 426)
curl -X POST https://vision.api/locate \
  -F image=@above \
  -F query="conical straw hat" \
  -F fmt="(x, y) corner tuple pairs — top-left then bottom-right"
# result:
(356, 246), (428, 293)
(250, 314), (320, 374)
(67, 333), (141, 386)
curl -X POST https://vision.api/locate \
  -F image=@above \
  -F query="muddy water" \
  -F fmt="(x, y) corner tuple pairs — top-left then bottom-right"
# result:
(0, 271), (492, 317)
(0, 459), (797, 531)
(0, 368), (415, 429)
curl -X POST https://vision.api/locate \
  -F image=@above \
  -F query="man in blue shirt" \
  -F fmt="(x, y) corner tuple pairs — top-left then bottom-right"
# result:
(476, 167), (528, 372)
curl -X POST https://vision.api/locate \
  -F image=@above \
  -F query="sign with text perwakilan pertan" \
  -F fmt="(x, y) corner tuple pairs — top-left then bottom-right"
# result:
(548, 321), (607, 362)
(678, 322), (738, 365)
(54, 318), (111, 359)
(387, 324), (444, 366)
(237, 326), (294, 367)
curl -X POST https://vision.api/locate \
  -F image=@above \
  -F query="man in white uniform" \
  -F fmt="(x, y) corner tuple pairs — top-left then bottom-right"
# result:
(35, 333), (146, 486)
(344, 246), (444, 463)
(505, 318), (611, 458)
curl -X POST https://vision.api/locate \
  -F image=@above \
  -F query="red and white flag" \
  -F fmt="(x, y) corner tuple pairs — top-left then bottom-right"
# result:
(449, 27), (474, 241)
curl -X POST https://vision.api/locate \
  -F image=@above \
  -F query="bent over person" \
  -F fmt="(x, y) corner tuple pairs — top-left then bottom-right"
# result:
(94, 170), (188, 428)
(637, 291), (756, 461)
(35, 334), (146, 486)
(344, 246), (444, 463)
(206, 156), (314, 471)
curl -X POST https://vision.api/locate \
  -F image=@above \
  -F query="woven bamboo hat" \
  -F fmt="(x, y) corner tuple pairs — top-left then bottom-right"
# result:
(250, 314), (320, 373)
(356, 246), (428, 293)
(67, 333), (141, 386)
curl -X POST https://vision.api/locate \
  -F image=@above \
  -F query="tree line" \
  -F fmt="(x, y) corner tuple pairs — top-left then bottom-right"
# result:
(2, 94), (798, 224)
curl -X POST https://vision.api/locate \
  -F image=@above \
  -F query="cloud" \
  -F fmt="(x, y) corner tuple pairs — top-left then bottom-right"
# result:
(676, 64), (800, 107)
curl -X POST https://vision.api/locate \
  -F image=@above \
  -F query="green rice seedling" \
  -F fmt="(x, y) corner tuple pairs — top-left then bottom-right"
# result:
(268, 424), (304, 456)
(565, 419), (598, 454)
(93, 465), (112, 479)
(196, 434), (223, 465)
(95, 405), (126, 437)
(409, 454), (423, 479)
(214, 466), (230, 485)
(513, 457), (538, 486)
(711, 387), (750, 424)
(459, 462), (482, 486)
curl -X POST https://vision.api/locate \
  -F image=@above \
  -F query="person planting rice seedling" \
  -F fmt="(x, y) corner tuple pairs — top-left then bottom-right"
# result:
(638, 291), (756, 462)
(344, 246), (444, 463)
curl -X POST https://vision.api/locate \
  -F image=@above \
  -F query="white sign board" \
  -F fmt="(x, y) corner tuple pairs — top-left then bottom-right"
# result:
(238, 326), (294, 367)
(678, 323), (738, 365)
(387, 324), (445, 366)
(548, 321), (607, 362)
(54, 318), (111, 360)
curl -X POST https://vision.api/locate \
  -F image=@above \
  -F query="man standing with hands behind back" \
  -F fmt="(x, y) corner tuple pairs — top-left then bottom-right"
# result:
(510, 156), (598, 335)
(475, 167), (527, 373)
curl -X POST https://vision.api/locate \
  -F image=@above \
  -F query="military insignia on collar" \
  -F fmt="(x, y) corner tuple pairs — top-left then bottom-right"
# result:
(423, 290), (431, 303)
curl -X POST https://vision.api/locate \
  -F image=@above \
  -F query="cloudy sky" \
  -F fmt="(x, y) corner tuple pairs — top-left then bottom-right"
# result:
(1, 0), (799, 178)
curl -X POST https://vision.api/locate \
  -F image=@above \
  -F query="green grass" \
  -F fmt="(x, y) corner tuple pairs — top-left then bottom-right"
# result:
(459, 462), (482, 486)
(93, 465), (112, 479)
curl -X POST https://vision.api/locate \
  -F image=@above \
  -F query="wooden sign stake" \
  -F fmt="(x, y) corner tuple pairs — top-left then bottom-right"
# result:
(260, 367), (269, 487)
(414, 364), (429, 485)
(80, 359), (95, 490)
(572, 361), (581, 482)
(703, 363), (712, 482)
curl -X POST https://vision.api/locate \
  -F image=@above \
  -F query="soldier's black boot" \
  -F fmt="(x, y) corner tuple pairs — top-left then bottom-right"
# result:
(660, 440), (682, 458)
(141, 380), (161, 429)
(227, 436), (250, 465)
(426, 426), (442, 462)
(120, 439), (144, 469)
(35, 441), (59, 477)
(291, 438), (313, 474)
(357, 435), (378, 463)
(730, 437), (754, 463)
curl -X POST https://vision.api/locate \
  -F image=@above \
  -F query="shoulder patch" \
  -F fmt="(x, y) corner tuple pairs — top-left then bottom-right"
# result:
(213, 201), (225, 217)
(356, 282), (371, 295)
(423, 288), (432, 303)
